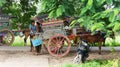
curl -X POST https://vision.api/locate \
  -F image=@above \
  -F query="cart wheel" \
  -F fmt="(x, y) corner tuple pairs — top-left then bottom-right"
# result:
(47, 34), (71, 57)
(0, 29), (14, 46)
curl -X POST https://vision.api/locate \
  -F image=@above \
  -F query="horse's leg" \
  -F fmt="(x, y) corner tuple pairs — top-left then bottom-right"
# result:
(30, 40), (33, 52)
(98, 41), (102, 54)
(74, 36), (79, 45)
(29, 35), (34, 52)
(24, 37), (27, 46)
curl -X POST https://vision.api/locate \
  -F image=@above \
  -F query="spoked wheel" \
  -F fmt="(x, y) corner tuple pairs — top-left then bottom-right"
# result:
(47, 34), (71, 57)
(0, 29), (14, 46)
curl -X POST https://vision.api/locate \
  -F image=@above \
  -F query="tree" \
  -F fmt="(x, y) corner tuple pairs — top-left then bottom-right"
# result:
(0, 0), (6, 7)
(41, 0), (120, 36)
(2, 0), (38, 29)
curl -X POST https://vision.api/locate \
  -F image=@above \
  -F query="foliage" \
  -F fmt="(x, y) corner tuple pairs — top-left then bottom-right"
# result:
(41, 0), (120, 36)
(58, 59), (120, 67)
(12, 36), (30, 46)
(0, 0), (6, 7)
(2, 0), (38, 29)
(41, 0), (75, 18)
(105, 35), (120, 46)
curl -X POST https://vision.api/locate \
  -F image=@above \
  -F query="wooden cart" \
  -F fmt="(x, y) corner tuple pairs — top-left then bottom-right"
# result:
(41, 19), (86, 57)
(36, 15), (105, 57)
(0, 14), (14, 45)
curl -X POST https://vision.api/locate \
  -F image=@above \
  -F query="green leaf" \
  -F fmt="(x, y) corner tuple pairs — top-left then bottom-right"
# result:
(81, 0), (85, 2)
(60, 5), (65, 12)
(56, 5), (65, 17)
(80, 7), (88, 15)
(113, 23), (120, 32)
(91, 22), (105, 32)
(106, 0), (113, 5)
(109, 12), (115, 22)
(41, 1), (47, 11)
(56, 7), (62, 17)
(70, 20), (77, 27)
(100, 9), (112, 19)
(114, 9), (119, 16)
(89, 6), (95, 13)
(109, 9), (119, 22)
(77, 18), (84, 22)
(0, 0), (6, 7)
(96, 0), (105, 6)
(48, 10), (55, 18)
(92, 13), (100, 18)
(101, 12), (108, 18)
(107, 22), (115, 28)
(86, 0), (93, 9)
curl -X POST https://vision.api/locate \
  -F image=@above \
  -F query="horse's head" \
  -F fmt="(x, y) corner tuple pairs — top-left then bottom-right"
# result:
(19, 29), (30, 38)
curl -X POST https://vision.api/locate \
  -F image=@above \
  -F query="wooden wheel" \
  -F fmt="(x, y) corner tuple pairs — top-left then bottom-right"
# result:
(0, 29), (14, 46)
(47, 34), (71, 57)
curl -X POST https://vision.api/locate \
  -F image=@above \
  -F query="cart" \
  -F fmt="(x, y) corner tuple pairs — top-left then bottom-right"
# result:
(40, 19), (85, 57)
(0, 14), (14, 46)
(36, 15), (104, 57)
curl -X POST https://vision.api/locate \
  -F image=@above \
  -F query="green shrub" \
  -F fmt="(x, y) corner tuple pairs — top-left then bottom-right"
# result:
(105, 36), (120, 46)
(58, 59), (120, 67)
(12, 36), (30, 46)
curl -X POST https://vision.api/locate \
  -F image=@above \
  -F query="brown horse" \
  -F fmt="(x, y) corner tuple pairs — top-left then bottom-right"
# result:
(22, 29), (30, 46)
(80, 32), (106, 54)
(73, 31), (115, 54)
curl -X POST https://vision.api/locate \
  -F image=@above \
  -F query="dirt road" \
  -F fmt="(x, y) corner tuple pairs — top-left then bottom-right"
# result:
(0, 51), (49, 67)
(0, 46), (120, 67)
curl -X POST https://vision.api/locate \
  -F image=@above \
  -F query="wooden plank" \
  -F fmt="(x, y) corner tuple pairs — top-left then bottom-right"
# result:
(42, 20), (64, 27)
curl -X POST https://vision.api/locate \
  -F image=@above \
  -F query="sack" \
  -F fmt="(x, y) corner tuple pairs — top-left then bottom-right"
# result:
(32, 39), (42, 47)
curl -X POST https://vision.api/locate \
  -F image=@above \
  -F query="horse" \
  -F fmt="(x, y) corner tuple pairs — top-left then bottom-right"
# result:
(63, 18), (111, 54)
(22, 29), (30, 46)
(72, 30), (115, 54)
(79, 31), (106, 54)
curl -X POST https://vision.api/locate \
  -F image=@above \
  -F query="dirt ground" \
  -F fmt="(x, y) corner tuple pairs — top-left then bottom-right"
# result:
(0, 51), (49, 67)
(0, 51), (119, 67)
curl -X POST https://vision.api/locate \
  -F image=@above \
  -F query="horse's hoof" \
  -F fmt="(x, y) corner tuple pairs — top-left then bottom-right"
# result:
(98, 52), (101, 55)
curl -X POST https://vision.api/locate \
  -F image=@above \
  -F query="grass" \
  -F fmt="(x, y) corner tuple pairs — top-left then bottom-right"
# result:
(57, 59), (120, 67)
(12, 36), (30, 46)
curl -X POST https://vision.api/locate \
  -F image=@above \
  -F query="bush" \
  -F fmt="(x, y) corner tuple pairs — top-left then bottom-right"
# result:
(12, 36), (30, 46)
(105, 36), (120, 46)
